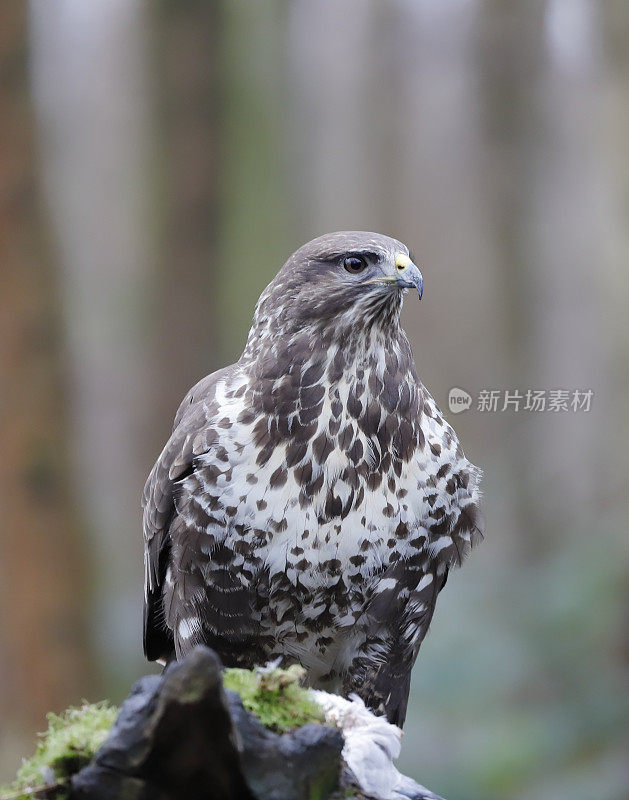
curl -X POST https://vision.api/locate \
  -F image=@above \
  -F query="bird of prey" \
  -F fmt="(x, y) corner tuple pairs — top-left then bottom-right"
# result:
(142, 231), (483, 727)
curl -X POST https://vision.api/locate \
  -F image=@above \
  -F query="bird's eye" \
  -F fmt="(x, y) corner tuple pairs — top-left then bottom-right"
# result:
(343, 256), (368, 274)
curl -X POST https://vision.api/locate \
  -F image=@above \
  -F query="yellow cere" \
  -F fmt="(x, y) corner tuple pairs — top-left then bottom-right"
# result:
(395, 253), (412, 271)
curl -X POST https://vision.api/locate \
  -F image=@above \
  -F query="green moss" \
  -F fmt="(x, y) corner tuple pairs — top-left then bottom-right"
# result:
(223, 664), (325, 732)
(0, 702), (118, 800)
(2, 666), (327, 798)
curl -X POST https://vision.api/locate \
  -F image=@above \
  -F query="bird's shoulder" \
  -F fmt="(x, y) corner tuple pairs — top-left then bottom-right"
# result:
(141, 364), (241, 582)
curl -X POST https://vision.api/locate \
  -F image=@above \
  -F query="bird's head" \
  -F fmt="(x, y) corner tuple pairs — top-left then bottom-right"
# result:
(254, 232), (422, 340)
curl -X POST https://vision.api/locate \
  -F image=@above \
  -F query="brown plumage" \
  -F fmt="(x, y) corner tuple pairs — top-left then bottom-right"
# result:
(142, 232), (483, 727)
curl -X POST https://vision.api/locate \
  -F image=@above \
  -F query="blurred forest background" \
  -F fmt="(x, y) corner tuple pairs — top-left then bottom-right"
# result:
(1, 1), (628, 798)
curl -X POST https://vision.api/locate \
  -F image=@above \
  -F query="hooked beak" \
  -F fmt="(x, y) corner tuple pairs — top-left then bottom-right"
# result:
(361, 253), (423, 300)
(394, 254), (423, 299)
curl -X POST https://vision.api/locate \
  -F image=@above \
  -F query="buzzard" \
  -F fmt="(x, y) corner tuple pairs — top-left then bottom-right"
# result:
(142, 231), (483, 727)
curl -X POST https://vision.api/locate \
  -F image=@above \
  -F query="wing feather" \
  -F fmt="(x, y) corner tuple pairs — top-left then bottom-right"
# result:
(141, 366), (232, 661)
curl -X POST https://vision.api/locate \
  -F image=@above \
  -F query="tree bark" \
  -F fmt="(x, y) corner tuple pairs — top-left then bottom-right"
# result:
(0, 0), (93, 743)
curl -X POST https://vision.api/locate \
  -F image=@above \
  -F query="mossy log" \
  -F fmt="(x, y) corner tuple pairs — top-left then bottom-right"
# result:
(2, 647), (442, 800)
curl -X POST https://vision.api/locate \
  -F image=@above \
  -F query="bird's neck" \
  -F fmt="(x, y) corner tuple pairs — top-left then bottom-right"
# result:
(241, 292), (405, 370)
(240, 310), (415, 399)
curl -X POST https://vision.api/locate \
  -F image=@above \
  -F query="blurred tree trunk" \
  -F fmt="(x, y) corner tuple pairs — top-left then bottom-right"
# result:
(474, 1), (550, 558)
(150, 0), (223, 424)
(214, 0), (290, 363)
(151, 0), (290, 410)
(0, 0), (93, 757)
(29, 0), (155, 689)
(600, 0), (629, 506)
(600, 0), (629, 669)
(477, 0), (609, 552)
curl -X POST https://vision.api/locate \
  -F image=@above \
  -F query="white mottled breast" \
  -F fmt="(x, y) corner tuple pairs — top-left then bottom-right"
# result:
(176, 336), (482, 689)
(194, 360), (475, 595)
